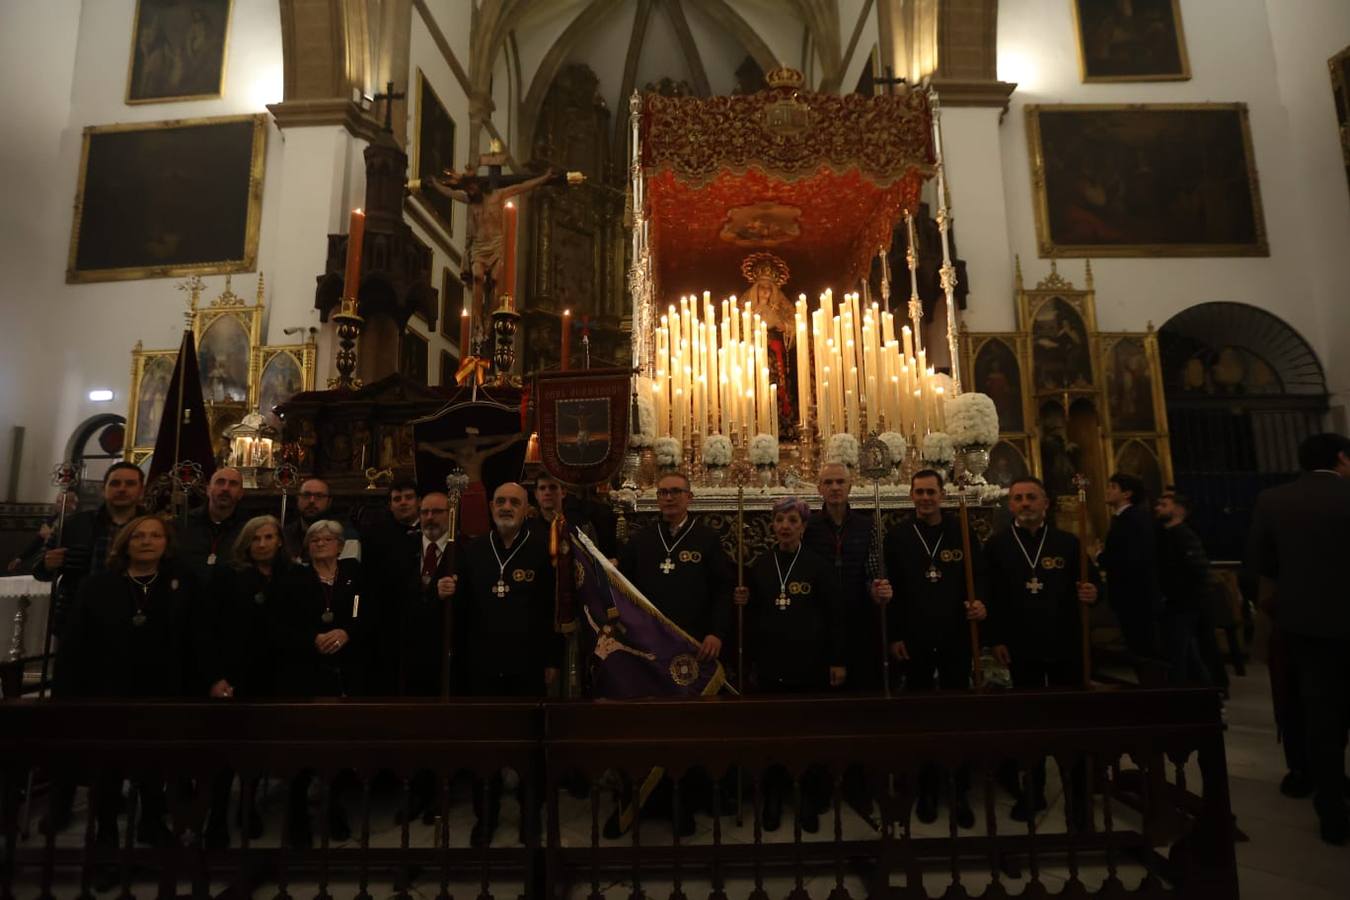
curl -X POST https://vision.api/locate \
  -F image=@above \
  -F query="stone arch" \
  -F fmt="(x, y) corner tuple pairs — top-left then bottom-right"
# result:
(63, 414), (128, 499)
(1158, 302), (1329, 558)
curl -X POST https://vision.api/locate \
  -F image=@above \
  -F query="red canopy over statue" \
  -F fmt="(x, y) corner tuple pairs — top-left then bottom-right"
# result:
(637, 68), (937, 302)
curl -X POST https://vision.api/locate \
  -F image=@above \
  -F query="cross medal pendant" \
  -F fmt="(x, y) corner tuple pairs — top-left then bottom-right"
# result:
(925, 565), (942, 583)
(660, 557), (675, 574)
(493, 580), (510, 597)
(776, 592), (791, 610)
(321, 610), (334, 624)
(1025, 576), (1044, 595)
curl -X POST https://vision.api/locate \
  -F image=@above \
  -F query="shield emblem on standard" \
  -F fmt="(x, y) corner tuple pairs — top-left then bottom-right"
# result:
(535, 368), (632, 485)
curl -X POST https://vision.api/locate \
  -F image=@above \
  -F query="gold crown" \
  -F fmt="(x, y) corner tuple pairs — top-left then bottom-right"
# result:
(764, 67), (804, 90)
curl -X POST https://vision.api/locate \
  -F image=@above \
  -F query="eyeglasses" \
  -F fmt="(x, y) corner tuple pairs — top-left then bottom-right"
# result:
(421, 507), (449, 515)
(655, 487), (688, 497)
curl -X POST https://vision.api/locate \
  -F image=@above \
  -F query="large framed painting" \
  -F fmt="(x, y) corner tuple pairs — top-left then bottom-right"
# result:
(67, 114), (267, 283)
(1027, 295), (1096, 392)
(400, 330), (429, 385)
(1330, 45), (1350, 196)
(127, 0), (232, 103)
(1026, 104), (1268, 258)
(1072, 0), (1189, 82)
(192, 278), (263, 404)
(411, 69), (456, 237)
(963, 334), (1032, 434)
(126, 345), (178, 461)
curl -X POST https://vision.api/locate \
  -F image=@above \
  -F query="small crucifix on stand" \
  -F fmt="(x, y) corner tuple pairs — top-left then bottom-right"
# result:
(371, 81), (406, 132)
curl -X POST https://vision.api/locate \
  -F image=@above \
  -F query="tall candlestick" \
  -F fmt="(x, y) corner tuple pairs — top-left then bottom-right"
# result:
(459, 307), (470, 356)
(561, 309), (571, 371)
(502, 201), (517, 304)
(342, 208), (365, 301)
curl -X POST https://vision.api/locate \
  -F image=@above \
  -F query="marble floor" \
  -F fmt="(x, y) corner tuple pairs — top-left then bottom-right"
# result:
(10, 661), (1348, 898)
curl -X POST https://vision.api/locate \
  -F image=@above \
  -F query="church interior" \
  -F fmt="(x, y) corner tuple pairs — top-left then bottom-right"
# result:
(2, 1), (1350, 898)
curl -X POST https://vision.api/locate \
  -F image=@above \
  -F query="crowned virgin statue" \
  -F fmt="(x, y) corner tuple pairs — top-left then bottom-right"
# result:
(741, 252), (797, 438)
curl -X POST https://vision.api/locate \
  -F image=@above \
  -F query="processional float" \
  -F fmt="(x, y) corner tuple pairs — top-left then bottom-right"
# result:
(622, 68), (1001, 500)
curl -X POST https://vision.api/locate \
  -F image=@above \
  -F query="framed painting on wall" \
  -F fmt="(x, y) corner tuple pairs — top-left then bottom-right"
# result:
(1026, 104), (1268, 258)
(1330, 45), (1350, 197)
(127, 0), (232, 103)
(126, 346), (178, 460)
(1072, 0), (1189, 82)
(440, 267), (464, 343)
(253, 343), (316, 429)
(400, 330), (429, 385)
(67, 114), (267, 282)
(412, 69), (456, 237)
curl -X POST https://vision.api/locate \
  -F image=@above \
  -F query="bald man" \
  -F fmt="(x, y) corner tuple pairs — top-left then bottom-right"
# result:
(176, 467), (247, 585)
(442, 482), (561, 846)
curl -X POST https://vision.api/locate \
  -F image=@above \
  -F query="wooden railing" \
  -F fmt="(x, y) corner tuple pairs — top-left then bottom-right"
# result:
(1, 688), (1237, 899)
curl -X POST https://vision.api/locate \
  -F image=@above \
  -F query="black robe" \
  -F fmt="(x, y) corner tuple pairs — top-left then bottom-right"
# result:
(453, 522), (561, 696)
(882, 514), (988, 653)
(745, 545), (844, 692)
(618, 517), (732, 643)
(398, 532), (457, 697)
(271, 558), (369, 697)
(197, 561), (289, 697)
(985, 524), (1095, 666)
(56, 565), (196, 699)
(803, 506), (880, 689)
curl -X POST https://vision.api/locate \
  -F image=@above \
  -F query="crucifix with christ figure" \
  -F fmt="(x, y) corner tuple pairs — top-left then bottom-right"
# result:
(421, 139), (585, 348)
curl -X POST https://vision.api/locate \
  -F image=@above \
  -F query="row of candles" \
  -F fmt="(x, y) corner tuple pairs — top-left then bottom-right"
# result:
(650, 289), (949, 445)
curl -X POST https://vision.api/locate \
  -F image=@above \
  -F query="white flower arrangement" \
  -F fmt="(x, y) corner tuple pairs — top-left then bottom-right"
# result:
(629, 391), (655, 448)
(610, 486), (638, 508)
(702, 433), (733, 467)
(749, 433), (779, 466)
(878, 431), (908, 467)
(921, 431), (956, 465)
(944, 392), (999, 448)
(653, 436), (682, 467)
(824, 433), (860, 468)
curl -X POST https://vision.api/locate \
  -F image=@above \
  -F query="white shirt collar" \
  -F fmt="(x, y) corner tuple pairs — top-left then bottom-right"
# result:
(421, 532), (450, 554)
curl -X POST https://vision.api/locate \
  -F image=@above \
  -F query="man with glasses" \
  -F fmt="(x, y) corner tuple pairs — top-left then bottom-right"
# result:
(282, 477), (360, 562)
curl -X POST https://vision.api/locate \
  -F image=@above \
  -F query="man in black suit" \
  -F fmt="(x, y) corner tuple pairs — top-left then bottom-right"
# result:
(1098, 472), (1161, 662)
(1247, 433), (1350, 845)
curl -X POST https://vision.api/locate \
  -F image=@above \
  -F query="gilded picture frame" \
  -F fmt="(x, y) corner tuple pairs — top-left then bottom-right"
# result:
(411, 68), (456, 239)
(253, 342), (317, 429)
(1026, 103), (1268, 258)
(400, 329), (429, 385)
(126, 0), (232, 104)
(1072, 0), (1190, 83)
(439, 267), (464, 342)
(67, 114), (267, 283)
(125, 344), (180, 462)
(192, 278), (263, 406)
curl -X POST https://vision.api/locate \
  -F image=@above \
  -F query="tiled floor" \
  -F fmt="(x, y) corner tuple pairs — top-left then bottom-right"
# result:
(11, 662), (1348, 897)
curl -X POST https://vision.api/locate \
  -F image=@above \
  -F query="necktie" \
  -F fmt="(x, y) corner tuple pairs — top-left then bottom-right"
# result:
(422, 543), (439, 581)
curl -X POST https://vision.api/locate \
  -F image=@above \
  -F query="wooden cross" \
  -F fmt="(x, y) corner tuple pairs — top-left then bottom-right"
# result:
(660, 557), (676, 574)
(492, 580), (510, 598)
(372, 81), (405, 132)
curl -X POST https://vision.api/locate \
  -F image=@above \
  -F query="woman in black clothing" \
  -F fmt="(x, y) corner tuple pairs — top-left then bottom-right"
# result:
(733, 497), (845, 834)
(58, 513), (194, 848)
(199, 514), (289, 847)
(272, 519), (367, 845)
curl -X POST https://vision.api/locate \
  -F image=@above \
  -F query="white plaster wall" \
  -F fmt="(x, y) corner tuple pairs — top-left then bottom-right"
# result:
(407, 4), (473, 382)
(990, 0), (1350, 404)
(1, 0), (287, 501)
(1262, 0), (1350, 408)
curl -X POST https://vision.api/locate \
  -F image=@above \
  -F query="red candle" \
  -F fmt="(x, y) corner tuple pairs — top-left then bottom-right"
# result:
(502, 200), (517, 305)
(459, 307), (471, 356)
(342, 208), (365, 301)
(561, 308), (571, 371)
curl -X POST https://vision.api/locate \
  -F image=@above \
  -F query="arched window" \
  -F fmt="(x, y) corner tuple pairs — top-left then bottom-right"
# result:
(63, 415), (126, 504)
(1158, 303), (1327, 558)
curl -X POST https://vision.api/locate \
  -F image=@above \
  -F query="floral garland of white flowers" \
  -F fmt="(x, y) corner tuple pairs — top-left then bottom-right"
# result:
(749, 433), (779, 466)
(944, 392), (1000, 448)
(653, 436), (682, 467)
(702, 433), (733, 467)
(878, 431), (908, 467)
(610, 486), (638, 508)
(825, 433), (860, 468)
(921, 431), (956, 465)
(629, 391), (655, 448)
